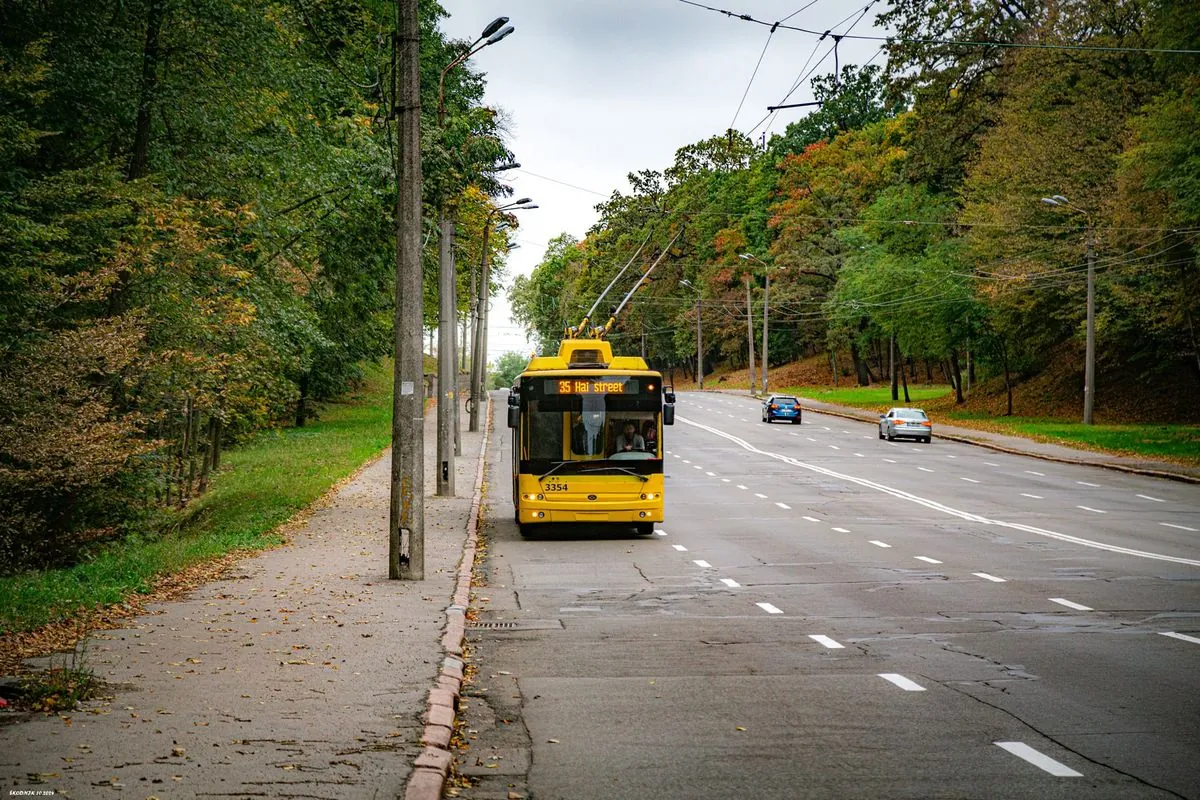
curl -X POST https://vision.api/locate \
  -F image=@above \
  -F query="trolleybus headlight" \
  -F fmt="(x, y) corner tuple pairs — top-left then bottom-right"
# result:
(638, 511), (647, 518)
(640, 493), (658, 500)
(536, 511), (545, 518)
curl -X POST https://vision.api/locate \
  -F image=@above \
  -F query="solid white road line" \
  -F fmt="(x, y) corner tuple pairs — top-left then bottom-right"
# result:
(776, 502), (791, 510)
(802, 516), (820, 522)
(994, 742), (1082, 777)
(757, 602), (783, 614)
(879, 673), (926, 691)
(672, 544), (688, 552)
(914, 556), (943, 564)
(1077, 505), (1106, 514)
(809, 634), (844, 649)
(869, 540), (892, 548)
(1137, 494), (1165, 502)
(961, 477), (980, 483)
(973, 572), (1007, 582)
(720, 578), (740, 588)
(678, 417), (1200, 567)
(832, 527), (850, 533)
(1020, 493), (1043, 499)
(693, 560), (712, 568)
(1160, 631), (1200, 644)
(1160, 522), (1198, 532)
(1050, 597), (1093, 611)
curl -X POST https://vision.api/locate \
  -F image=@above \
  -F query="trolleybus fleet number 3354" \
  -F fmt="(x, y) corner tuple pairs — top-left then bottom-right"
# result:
(507, 338), (675, 537)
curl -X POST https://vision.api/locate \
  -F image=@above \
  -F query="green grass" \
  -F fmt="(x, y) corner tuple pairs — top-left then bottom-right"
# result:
(789, 384), (953, 407)
(941, 414), (1200, 464)
(783, 382), (1198, 465)
(0, 362), (394, 636)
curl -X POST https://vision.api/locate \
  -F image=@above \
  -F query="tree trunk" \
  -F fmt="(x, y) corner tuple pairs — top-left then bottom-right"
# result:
(1001, 341), (1013, 416)
(850, 341), (870, 386)
(829, 350), (839, 387)
(889, 335), (898, 401)
(900, 363), (910, 403)
(296, 373), (309, 427)
(127, 0), (165, 181)
(949, 351), (965, 404)
(210, 417), (222, 471)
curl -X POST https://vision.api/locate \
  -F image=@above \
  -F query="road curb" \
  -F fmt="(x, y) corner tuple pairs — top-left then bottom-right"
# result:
(404, 395), (492, 800)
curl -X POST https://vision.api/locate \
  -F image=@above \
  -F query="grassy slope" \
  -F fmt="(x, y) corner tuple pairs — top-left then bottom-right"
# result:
(0, 362), (394, 636)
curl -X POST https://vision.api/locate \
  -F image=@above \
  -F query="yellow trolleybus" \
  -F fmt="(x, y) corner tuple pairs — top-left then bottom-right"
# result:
(507, 338), (675, 536)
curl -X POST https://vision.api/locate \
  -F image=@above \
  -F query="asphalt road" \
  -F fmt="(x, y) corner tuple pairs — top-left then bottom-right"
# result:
(457, 391), (1200, 800)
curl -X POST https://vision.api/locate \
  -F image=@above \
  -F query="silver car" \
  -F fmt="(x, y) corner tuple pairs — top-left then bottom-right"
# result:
(879, 407), (932, 443)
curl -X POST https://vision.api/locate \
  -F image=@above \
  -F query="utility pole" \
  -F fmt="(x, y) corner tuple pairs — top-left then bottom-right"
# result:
(761, 269), (770, 395)
(696, 296), (703, 390)
(390, 0), (423, 580)
(1084, 222), (1095, 425)
(745, 273), (756, 395)
(436, 209), (455, 495)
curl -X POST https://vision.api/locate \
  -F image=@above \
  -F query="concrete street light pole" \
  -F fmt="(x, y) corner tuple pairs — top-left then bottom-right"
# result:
(1041, 195), (1096, 425)
(434, 16), (514, 497)
(682, 279), (702, 390)
(469, 198), (536, 432)
(740, 253), (773, 395)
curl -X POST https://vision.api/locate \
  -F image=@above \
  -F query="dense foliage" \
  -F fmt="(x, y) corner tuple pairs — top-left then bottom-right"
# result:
(0, 0), (518, 571)
(509, 0), (1199, 418)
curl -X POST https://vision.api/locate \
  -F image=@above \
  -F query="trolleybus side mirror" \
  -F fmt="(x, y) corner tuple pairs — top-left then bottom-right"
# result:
(507, 406), (519, 428)
(663, 404), (675, 426)
(664, 391), (676, 404)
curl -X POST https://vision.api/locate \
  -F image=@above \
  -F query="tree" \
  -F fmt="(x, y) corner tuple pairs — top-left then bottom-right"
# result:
(490, 351), (529, 389)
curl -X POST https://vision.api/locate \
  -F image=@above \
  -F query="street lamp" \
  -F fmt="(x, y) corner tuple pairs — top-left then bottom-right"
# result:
(434, 18), (515, 497)
(469, 197), (536, 432)
(1041, 195), (1096, 425)
(437, 17), (513, 126)
(681, 279), (703, 390)
(740, 253), (776, 396)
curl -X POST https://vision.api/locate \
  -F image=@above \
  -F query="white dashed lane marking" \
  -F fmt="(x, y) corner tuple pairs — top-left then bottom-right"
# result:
(706, 471), (716, 476)
(775, 502), (791, 510)
(1160, 631), (1200, 645)
(737, 484), (748, 490)
(1025, 470), (1045, 476)
(693, 560), (712, 568)
(754, 493), (768, 499)
(832, 527), (850, 533)
(879, 673), (926, 691)
(672, 544), (688, 552)
(1050, 597), (1093, 611)
(1077, 505), (1106, 514)
(918, 467), (934, 473)
(869, 540), (892, 548)
(1137, 494), (1165, 502)
(914, 556), (942, 564)
(1077, 481), (1100, 487)
(1161, 522), (1198, 532)
(974, 572), (1007, 582)
(809, 634), (844, 649)
(757, 602), (783, 615)
(960, 477), (980, 483)
(883, 458), (897, 463)
(720, 578), (740, 588)
(994, 742), (1082, 778)
(802, 516), (820, 523)
(1020, 493), (1043, 499)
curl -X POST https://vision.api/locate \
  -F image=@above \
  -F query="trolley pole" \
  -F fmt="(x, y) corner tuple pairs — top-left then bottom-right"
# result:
(390, 0), (424, 580)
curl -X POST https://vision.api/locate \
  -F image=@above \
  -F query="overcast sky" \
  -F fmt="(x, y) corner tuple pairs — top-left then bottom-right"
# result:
(435, 0), (891, 360)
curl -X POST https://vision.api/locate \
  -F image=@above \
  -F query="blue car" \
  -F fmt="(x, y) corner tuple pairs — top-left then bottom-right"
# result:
(762, 394), (802, 424)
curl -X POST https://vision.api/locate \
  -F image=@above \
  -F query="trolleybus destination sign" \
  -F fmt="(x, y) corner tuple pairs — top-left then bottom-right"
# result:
(548, 378), (639, 395)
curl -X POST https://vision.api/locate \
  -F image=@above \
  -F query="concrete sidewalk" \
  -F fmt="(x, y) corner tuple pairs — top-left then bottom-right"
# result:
(1, 400), (489, 800)
(717, 390), (1200, 484)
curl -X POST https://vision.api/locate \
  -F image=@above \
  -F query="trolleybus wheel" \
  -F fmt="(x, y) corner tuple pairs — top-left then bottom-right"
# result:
(635, 522), (655, 537)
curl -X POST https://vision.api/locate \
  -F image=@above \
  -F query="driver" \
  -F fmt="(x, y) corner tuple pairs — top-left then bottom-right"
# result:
(613, 421), (645, 453)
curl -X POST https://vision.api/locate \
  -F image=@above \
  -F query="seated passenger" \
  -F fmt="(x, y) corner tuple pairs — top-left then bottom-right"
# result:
(613, 421), (645, 454)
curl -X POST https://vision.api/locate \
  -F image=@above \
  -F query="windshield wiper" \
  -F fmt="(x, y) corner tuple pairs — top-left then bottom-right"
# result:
(538, 461), (575, 482)
(579, 465), (649, 482)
